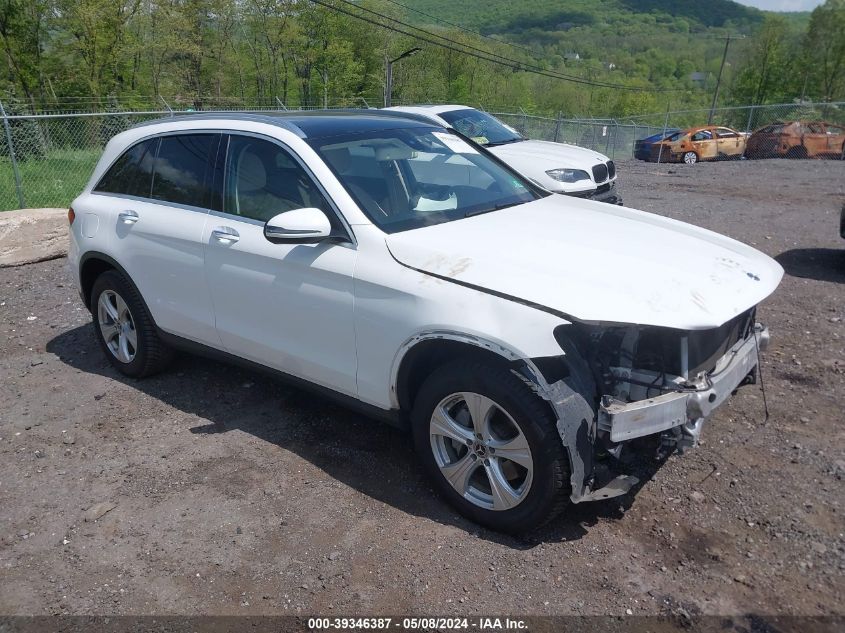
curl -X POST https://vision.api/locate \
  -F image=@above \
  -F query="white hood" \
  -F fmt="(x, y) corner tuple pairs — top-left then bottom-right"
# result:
(488, 139), (612, 192)
(385, 195), (783, 331)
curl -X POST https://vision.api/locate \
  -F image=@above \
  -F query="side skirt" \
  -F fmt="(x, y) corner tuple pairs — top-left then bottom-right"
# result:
(155, 328), (406, 430)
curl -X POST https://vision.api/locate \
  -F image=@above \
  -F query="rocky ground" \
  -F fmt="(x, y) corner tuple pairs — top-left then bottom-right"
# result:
(0, 158), (843, 619)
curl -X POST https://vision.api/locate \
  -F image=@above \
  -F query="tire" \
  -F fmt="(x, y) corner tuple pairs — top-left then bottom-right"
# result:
(91, 270), (173, 378)
(411, 359), (570, 534)
(786, 145), (807, 159)
(682, 151), (698, 165)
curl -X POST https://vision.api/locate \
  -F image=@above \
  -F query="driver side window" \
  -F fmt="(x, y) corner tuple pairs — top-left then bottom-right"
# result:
(224, 135), (329, 222)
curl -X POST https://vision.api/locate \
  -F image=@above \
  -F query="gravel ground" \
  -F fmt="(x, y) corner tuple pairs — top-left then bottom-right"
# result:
(0, 158), (843, 618)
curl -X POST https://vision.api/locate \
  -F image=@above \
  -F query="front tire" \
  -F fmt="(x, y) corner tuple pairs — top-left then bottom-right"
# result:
(411, 359), (570, 534)
(91, 270), (173, 378)
(683, 151), (698, 165)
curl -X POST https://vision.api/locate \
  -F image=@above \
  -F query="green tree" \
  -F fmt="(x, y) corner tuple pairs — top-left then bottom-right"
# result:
(804, 0), (845, 101)
(730, 16), (797, 105)
(56, 0), (141, 98)
(0, 0), (50, 103)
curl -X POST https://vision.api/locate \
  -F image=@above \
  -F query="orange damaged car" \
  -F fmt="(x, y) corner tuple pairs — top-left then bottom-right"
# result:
(745, 121), (845, 160)
(647, 125), (746, 164)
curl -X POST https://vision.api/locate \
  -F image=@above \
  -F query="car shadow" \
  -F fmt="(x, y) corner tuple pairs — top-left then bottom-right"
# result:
(46, 324), (668, 548)
(775, 248), (845, 284)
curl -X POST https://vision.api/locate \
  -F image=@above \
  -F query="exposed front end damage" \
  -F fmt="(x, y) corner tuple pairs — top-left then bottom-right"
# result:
(523, 309), (769, 504)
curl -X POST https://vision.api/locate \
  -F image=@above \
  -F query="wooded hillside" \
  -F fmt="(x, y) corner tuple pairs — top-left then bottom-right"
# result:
(0, 0), (842, 116)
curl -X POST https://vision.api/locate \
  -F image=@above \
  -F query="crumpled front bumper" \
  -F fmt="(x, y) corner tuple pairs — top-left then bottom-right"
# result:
(598, 325), (769, 443)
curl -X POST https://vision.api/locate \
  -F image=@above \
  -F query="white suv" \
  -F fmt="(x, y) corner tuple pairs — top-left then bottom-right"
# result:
(385, 105), (621, 204)
(69, 112), (782, 533)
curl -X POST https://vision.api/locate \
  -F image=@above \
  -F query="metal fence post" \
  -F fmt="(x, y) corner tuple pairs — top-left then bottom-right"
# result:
(159, 96), (174, 116)
(657, 104), (670, 165)
(631, 120), (639, 158)
(553, 111), (561, 143)
(742, 105), (755, 158)
(0, 100), (26, 209)
(611, 119), (619, 160)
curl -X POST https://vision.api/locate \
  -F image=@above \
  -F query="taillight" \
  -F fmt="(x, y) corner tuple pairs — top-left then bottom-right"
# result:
(68, 207), (75, 224)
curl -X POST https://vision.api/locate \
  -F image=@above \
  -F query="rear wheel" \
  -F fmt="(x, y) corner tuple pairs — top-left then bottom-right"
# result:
(411, 359), (570, 533)
(683, 151), (698, 165)
(91, 270), (173, 378)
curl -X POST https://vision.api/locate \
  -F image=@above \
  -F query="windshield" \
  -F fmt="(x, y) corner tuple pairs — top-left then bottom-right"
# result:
(309, 127), (542, 234)
(666, 131), (684, 142)
(438, 109), (524, 146)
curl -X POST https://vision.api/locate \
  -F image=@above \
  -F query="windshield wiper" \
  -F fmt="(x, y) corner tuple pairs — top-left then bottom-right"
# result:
(484, 138), (524, 147)
(464, 201), (521, 218)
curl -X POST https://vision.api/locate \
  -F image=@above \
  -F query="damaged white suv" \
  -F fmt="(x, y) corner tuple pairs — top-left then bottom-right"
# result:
(69, 112), (782, 533)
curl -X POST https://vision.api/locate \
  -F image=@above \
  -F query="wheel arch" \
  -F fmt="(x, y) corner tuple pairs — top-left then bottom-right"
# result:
(393, 332), (537, 413)
(394, 330), (602, 505)
(79, 252), (151, 319)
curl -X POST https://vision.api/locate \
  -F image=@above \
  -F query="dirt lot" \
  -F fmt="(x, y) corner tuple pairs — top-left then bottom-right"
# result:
(0, 159), (843, 619)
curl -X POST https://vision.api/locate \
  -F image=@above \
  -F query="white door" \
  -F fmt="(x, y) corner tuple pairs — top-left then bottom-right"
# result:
(99, 133), (221, 346)
(203, 134), (358, 396)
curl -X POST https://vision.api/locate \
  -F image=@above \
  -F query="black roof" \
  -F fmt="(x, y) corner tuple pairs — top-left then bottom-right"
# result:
(132, 110), (438, 139)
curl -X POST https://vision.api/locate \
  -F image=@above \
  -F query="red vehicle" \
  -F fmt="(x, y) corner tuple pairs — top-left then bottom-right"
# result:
(746, 121), (845, 159)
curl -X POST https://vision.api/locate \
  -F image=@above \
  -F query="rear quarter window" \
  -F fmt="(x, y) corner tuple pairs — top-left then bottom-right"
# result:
(94, 139), (156, 197)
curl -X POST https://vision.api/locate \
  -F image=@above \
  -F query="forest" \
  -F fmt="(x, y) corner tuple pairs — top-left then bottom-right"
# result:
(0, 0), (843, 117)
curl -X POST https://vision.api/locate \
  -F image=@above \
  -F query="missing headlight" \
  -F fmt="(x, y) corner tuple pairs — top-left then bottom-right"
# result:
(554, 308), (756, 403)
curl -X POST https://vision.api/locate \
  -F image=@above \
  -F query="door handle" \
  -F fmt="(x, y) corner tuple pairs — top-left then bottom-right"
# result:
(118, 210), (139, 224)
(211, 226), (240, 243)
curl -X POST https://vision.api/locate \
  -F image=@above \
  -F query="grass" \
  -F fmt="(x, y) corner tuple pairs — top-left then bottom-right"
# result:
(0, 148), (101, 211)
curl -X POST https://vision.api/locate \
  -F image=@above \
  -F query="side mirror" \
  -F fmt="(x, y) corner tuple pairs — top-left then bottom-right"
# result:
(264, 208), (332, 244)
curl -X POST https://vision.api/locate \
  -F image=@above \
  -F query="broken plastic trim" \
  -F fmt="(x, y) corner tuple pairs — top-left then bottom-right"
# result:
(513, 359), (638, 504)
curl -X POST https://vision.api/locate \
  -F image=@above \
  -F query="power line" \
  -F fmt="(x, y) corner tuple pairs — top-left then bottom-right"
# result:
(343, 0), (580, 82)
(378, 0), (540, 59)
(339, 0), (666, 90)
(313, 0), (681, 92)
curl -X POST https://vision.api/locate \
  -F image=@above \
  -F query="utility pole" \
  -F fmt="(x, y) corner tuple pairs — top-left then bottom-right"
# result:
(708, 35), (744, 125)
(385, 47), (421, 107)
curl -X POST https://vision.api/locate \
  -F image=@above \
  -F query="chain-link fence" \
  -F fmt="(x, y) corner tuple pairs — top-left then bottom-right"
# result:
(493, 101), (845, 163)
(2, 100), (844, 211)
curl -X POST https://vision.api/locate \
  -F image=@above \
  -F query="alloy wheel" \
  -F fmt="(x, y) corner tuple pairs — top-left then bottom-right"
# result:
(97, 289), (137, 363)
(683, 151), (698, 165)
(429, 392), (533, 511)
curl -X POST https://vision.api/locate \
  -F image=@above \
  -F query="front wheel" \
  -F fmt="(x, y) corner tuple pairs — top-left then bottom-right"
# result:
(683, 151), (698, 165)
(411, 360), (571, 533)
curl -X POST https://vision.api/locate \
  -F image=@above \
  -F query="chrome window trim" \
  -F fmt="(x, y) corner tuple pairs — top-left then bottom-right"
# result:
(92, 127), (356, 245)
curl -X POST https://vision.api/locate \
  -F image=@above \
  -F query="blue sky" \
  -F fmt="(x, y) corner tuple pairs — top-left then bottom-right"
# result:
(734, 0), (824, 10)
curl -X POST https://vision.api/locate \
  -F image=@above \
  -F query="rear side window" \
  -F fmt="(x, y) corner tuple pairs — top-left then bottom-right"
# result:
(151, 134), (218, 207)
(95, 139), (156, 197)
